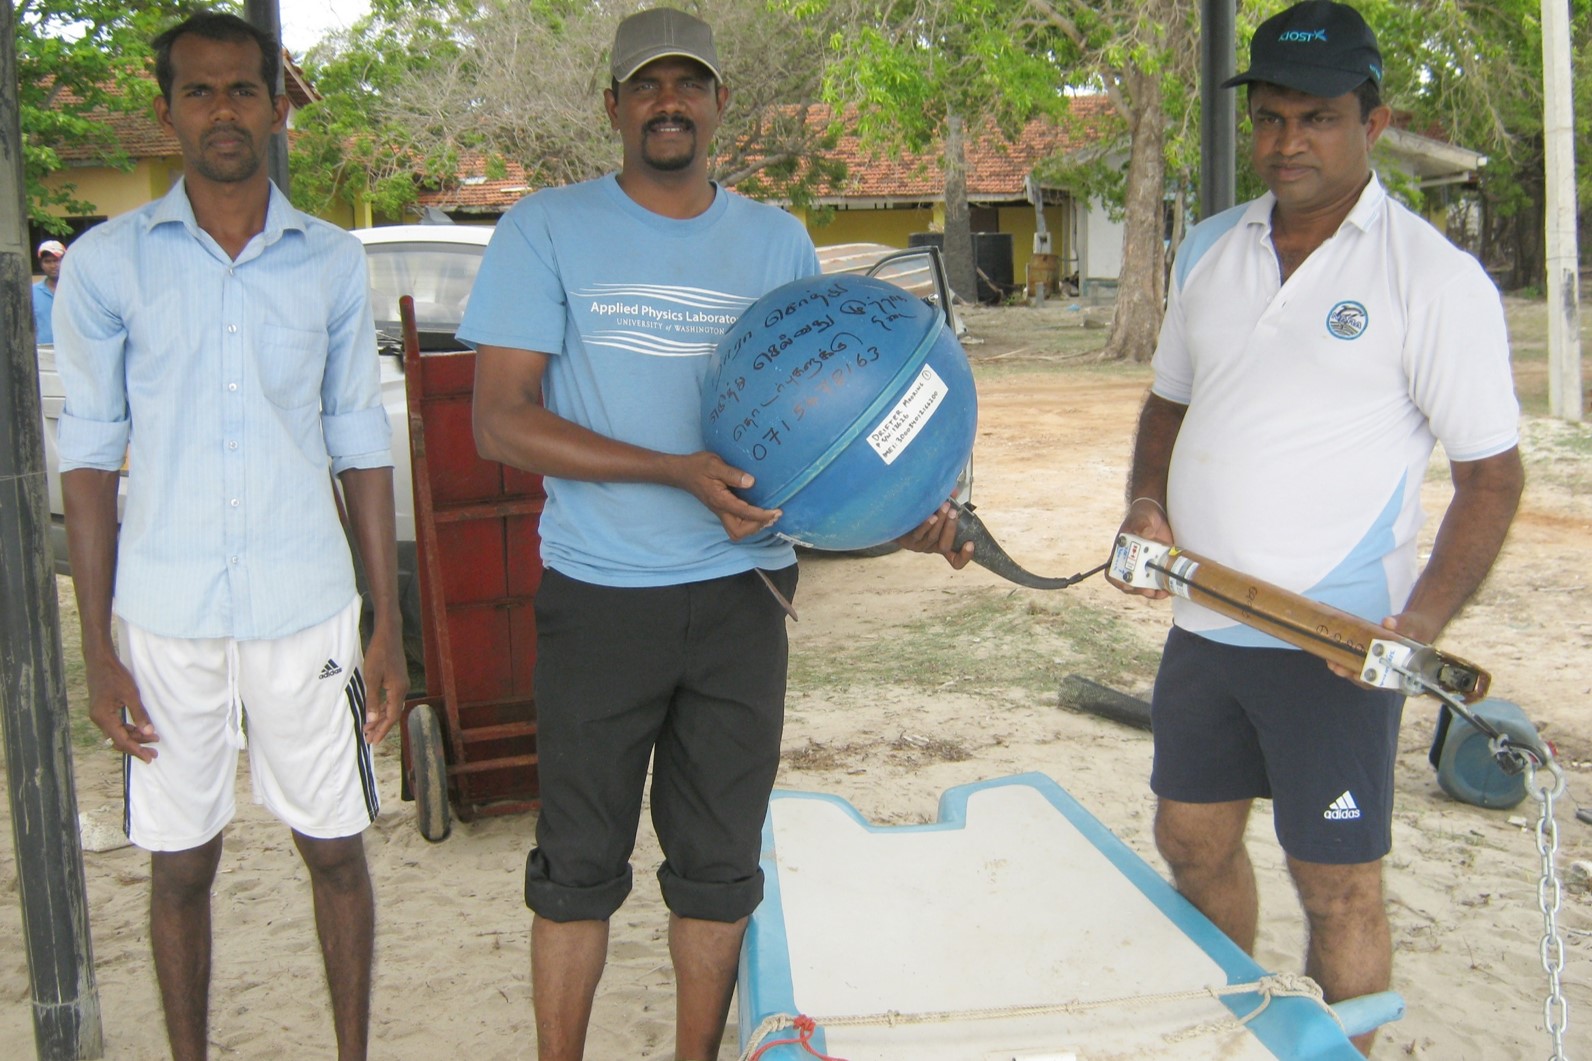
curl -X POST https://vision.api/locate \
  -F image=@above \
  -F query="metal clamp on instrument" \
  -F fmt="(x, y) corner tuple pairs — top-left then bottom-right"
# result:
(1108, 533), (1173, 591)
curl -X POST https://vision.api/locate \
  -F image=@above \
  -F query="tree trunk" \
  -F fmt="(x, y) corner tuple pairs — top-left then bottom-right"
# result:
(1518, 165), (1546, 292)
(942, 111), (978, 305)
(1101, 66), (1167, 363)
(1167, 182), (1186, 293)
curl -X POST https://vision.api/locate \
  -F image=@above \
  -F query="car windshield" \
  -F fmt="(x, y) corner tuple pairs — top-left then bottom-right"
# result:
(363, 241), (484, 337)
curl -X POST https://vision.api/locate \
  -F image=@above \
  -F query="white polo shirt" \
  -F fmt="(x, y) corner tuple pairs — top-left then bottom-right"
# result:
(1152, 175), (1519, 646)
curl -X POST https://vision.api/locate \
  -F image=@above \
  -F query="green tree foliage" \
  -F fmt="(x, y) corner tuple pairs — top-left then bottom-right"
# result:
(1234, 0), (1590, 288)
(1024, 0), (1196, 361)
(788, 0), (1064, 302)
(13, 0), (189, 230)
(290, 0), (848, 220)
(1373, 0), (1591, 287)
(288, 0), (472, 219)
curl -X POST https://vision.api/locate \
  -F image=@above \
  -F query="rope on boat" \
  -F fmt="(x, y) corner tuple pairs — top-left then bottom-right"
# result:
(736, 972), (1344, 1060)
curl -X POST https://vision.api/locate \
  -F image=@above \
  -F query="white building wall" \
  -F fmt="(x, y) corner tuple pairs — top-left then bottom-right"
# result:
(1074, 198), (1125, 296)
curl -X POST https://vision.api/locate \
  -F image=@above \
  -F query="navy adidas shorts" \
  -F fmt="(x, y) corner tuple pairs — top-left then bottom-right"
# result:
(1149, 626), (1405, 864)
(524, 564), (796, 923)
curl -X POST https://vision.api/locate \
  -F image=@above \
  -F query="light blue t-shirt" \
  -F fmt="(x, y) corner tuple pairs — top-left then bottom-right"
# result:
(459, 174), (820, 587)
(32, 280), (55, 344)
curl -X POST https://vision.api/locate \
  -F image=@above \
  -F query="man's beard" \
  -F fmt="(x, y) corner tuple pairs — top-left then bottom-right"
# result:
(193, 126), (264, 183)
(640, 116), (698, 171)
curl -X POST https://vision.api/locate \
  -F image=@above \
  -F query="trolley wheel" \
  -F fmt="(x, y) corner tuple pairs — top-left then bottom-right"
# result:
(407, 703), (451, 842)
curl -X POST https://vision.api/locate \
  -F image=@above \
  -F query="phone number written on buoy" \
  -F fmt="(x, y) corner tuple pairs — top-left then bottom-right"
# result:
(709, 331), (887, 461)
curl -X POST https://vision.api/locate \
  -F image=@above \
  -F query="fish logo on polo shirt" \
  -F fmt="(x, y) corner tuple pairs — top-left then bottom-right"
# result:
(1325, 300), (1368, 340)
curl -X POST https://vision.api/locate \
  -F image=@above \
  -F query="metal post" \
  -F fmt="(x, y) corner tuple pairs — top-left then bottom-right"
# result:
(244, 0), (290, 196)
(1199, 0), (1236, 220)
(0, 4), (106, 1058)
(1542, 0), (1583, 422)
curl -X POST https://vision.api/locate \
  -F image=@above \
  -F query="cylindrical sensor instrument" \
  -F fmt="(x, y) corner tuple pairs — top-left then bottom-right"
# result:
(1109, 534), (1489, 703)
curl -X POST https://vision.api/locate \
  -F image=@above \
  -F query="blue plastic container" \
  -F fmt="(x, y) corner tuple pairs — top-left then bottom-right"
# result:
(1430, 698), (1538, 809)
(701, 274), (977, 551)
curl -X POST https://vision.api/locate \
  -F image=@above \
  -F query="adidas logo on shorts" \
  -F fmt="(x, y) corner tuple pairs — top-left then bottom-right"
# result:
(318, 658), (343, 681)
(1323, 790), (1362, 821)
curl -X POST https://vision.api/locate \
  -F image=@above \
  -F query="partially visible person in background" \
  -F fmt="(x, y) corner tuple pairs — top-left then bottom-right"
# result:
(32, 239), (65, 344)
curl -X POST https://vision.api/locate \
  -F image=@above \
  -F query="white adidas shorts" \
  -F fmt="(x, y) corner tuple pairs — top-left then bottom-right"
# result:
(118, 596), (379, 852)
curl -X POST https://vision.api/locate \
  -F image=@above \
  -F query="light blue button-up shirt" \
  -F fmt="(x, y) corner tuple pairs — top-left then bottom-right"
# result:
(54, 179), (392, 640)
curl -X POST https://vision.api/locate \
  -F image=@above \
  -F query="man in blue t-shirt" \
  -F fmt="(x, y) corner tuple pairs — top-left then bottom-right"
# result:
(32, 239), (65, 344)
(461, 9), (815, 1059)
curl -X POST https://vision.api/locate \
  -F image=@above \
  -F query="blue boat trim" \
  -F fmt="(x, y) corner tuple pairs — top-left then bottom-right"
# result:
(1330, 993), (1406, 1039)
(740, 771), (1402, 1060)
(740, 797), (824, 1056)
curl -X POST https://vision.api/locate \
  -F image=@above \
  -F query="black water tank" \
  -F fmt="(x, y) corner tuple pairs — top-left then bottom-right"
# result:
(908, 231), (1013, 303)
(972, 232), (1014, 304)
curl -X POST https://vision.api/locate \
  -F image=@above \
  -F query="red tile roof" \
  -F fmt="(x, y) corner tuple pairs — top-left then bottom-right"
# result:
(414, 154), (536, 213)
(802, 99), (1120, 203)
(45, 51), (317, 164)
(51, 98), (178, 163)
(415, 97), (1122, 215)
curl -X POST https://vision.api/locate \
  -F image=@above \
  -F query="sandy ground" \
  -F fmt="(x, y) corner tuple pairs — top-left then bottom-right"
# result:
(2, 299), (1589, 1059)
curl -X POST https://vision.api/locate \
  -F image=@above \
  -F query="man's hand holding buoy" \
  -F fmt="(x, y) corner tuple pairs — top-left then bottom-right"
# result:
(897, 500), (975, 569)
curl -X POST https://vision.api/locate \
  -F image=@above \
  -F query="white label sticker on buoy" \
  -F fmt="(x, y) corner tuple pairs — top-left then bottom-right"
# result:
(866, 364), (948, 464)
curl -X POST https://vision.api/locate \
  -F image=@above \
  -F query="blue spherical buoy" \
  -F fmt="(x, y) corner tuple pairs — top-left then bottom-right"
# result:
(702, 273), (977, 551)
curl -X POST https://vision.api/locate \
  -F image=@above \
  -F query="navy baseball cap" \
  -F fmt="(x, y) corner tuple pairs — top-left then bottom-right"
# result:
(1223, 1), (1383, 98)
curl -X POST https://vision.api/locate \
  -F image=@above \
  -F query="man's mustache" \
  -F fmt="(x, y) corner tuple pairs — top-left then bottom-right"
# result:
(201, 124), (252, 146)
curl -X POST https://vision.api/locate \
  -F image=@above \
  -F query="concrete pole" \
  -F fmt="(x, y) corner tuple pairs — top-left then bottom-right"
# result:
(0, 4), (106, 1057)
(1542, 0), (1583, 422)
(1199, 0), (1236, 220)
(244, 0), (291, 196)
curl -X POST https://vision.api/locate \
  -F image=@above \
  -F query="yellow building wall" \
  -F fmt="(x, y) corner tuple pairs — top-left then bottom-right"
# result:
(41, 157), (363, 230)
(41, 158), (181, 221)
(996, 204), (1070, 289)
(313, 198), (360, 229)
(799, 202), (1070, 294)
(804, 206), (936, 249)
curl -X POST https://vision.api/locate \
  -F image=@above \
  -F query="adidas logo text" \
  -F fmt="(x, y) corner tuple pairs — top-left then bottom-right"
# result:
(1323, 790), (1361, 821)
(318, 659), (343, 681)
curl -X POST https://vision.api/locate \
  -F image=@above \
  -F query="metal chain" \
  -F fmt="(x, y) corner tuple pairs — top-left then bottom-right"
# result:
(1522, 756), (1570, 1060)
(1404, 685), (1574, 1058)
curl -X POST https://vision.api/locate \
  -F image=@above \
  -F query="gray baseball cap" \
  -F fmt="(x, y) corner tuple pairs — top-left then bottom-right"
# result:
(610, 7), (723, 83)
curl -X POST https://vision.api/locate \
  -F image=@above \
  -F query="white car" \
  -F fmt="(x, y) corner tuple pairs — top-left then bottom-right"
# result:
(354, 222), (496, 553)
(39, 224), (964, 657)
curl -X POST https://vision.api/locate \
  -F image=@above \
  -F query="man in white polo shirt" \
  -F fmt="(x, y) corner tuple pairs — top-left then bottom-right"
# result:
(1111, 2), (1522, 1052)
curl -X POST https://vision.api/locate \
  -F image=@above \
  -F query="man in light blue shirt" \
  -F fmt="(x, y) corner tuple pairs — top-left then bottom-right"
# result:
(53, 12), (405, 1060)
(31, 238), (64, 344)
